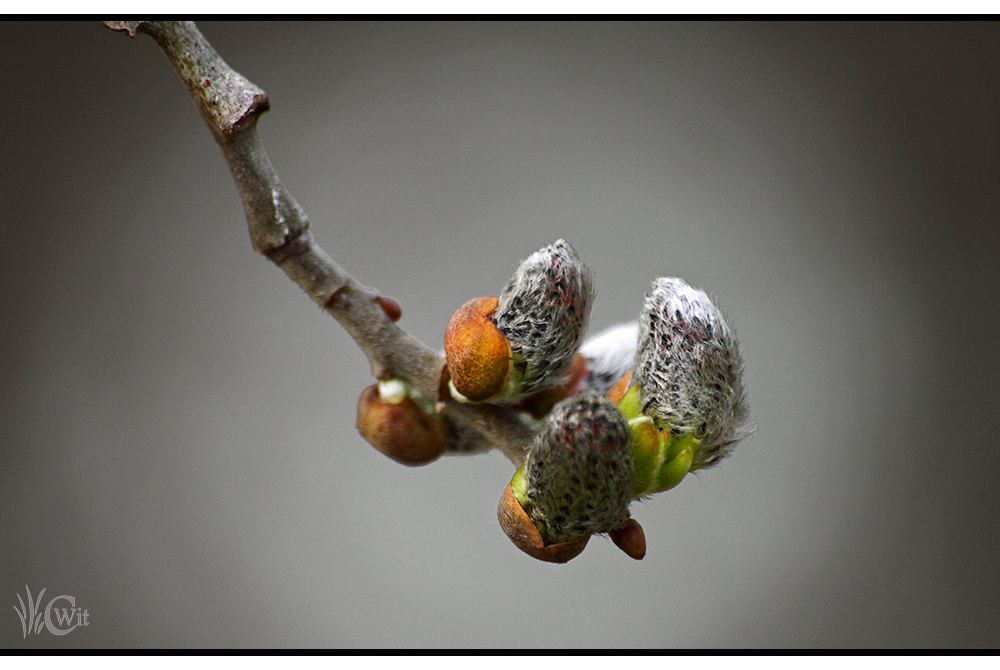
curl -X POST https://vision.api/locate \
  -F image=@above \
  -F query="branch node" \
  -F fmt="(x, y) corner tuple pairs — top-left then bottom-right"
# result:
(264, 229), (313, 264)
(325, 285), (350, 310)
(109, 20), (533, 466)
(227, 93), (270, 136)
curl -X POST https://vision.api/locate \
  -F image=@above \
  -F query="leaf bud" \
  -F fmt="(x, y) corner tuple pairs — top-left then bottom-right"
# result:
(356, 380), (449, 466)
(444, 296), (512, 402)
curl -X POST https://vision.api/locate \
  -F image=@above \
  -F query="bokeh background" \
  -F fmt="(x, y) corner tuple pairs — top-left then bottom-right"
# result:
(2, 21), (998, 648)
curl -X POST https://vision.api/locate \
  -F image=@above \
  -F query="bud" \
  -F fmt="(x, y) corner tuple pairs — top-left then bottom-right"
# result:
(577, 322), (639, 398)
(608, 518), (646, 560)
(444, 240), (593, 404)
(633, 277), (753, 469)
(519, 391), (633, 543)
(356, 379), (449, 466)
(617, 381), (699, 496)
(493, 239), (594, 397)
(497, 482), (590, 563)
(444, 296), (512, 402)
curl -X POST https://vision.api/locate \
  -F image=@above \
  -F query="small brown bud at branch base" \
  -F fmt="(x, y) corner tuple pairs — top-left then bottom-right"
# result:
(356, 384), (448, 466)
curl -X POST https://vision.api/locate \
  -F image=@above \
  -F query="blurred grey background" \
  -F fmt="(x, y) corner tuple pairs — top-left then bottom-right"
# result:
(2, 21), (998, 648)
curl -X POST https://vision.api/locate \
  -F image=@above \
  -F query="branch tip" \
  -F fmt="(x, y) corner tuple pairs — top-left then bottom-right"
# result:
(103, 21), (148, 38)
(110, 19), (535, 465)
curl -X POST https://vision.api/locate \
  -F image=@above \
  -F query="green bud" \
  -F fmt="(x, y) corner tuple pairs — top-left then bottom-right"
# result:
(614, 380), (703, 497)
(651, 441), (695, 494)
(628, 419), (660, 496)
(618, 381), (643, 421)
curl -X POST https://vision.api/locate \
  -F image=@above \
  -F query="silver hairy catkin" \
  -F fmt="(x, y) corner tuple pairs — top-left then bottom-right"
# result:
(634, 277), (754, 468)
(578, 322), (639, 396)
(492, 239), (594, 396)
(523, 392), (633, 543)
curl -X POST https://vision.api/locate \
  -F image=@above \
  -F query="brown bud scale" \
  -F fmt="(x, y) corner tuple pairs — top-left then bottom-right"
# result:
(444, 296), (512, 402)
(609, 518), (646, 560)
(497, 483), (590, 563)
(356, 384), (448, 466)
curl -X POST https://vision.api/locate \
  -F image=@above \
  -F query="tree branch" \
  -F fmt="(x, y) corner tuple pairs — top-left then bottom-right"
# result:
(105, 20), (534, 465)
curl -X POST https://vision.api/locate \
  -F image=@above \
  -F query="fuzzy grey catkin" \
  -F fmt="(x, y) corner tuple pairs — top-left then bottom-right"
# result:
(523, 392), (633, 543)
(577, 322), (638, 396)
(493, 239), (594, 396)
(634, 277), (754, 468)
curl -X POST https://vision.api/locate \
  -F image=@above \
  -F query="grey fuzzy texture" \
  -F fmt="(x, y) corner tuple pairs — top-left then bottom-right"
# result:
(578, 322), (639, 397)
(634, 278), (754, 468)
(493, 240), (594, 396)
(523, 392), (633, 543)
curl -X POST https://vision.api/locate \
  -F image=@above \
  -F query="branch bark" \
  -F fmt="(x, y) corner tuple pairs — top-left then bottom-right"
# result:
(105, 20), (533, 465)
